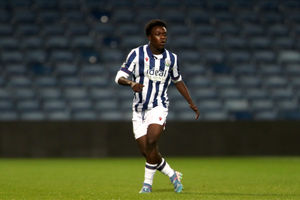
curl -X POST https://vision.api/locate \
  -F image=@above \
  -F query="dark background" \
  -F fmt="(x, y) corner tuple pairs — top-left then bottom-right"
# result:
(1, 121), (299, 157)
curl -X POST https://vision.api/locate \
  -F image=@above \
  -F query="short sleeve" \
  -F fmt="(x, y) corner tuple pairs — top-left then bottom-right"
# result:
(120, 49), (137, 75)
(171, 54), (182, 83)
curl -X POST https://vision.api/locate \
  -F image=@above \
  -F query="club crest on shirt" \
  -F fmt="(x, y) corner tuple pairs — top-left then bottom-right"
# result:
(121, 62), (126, 68)
(165, 60), (171, 67)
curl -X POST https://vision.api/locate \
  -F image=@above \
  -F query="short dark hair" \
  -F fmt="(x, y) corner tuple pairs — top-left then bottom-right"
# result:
(145, 19), (167, 36)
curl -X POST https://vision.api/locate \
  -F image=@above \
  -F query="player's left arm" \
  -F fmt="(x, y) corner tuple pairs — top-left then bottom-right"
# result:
(175, 80), (200, 120)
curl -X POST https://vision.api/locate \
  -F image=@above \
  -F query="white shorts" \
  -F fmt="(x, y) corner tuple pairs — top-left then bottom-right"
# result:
(132, 106), (168, 139)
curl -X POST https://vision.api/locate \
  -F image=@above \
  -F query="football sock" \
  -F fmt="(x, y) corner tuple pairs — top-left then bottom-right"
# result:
(144, 162), (157, 185)
(156, 158), (174, 178)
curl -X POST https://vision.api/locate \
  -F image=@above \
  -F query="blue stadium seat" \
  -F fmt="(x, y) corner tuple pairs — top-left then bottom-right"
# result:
(101, 48), (123, 63)
(0, 88), (11, 100)
(223, 36), (247, 49)
(0, 111), (18, 120)
(0, 24), (13, 36)
(98, 111), (123, 120)
(16, 24), (39, 36)
(39, 88), (62, 99)
(9, 76), (32, 88)
(188, 75), (211, 87)
(198, 99), (223, 112)
(25, 50), (47, 63)
(35, 76), (57, 87)
(213, 76), (237, 88)
(0, 37), (18, 50)
(82, 75), (108, 87)
(254, 111), (277, 120)
(263, 76), (288, 88)
(17, 100), (40, 111)
(46, 36), (69, 49)
(241, 23), (264, 36)
(13, 88), (36, 99)
(273, 37), (294, 49)
(168, 24), (190, 36)
(21, 37), (43, 49)
(20, 110), (45, 120)
(43, 24), (65, 36)
(1, 51), (23, 63)
(73, 111), (97, 120)
(179, 50), (199, 64)
(67, 23), (89, 36)
(39, 10), (61, 22)
(64, 88), (88, 100)
(0, 9), (11, 22)
(219, 88), (243, 99)
(251, 99), (274, 112)
(43, 99), (66, 111)
(80, 64), (106, 75)
(224, 99), (249, 112)
(161, 9), (186, 24)
(245, 89), (268, 100)
(60, 77), (82, 87)
(116, 23), (140, 35)
(69, 100), (93, 111)
(253, 51), (276, 64)
(5, 64), (27, 75)
(0, 101), (14, 111)
(278, 50), (300, 64)
(55, 63), (78, 76)
(111, 9), (135, 23)
(270, 88), (294, 100)
(47, 111), (71, 120)
(64, 10), (84, 21)
(268, 24), (289, 37)
(35, 0), (58, 9)
(50, 50), (74, 62)
(121, 35), (145, 49)
(202, 111), (228, 120)
(14, 10), (36, 23)
(248, 36), (271, 49)
(259, 64), (282, 76)
(94, 99), (118, 111)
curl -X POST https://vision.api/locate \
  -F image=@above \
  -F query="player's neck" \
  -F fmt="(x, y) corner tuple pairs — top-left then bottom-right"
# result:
(149, 43), (164, 55)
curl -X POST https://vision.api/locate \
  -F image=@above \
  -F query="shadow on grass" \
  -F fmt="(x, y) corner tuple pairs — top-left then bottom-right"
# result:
(183, 192), (300, 198)
(154, 189), (299, 198)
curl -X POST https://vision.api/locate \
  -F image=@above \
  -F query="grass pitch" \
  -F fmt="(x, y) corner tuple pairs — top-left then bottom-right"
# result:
(0, 157), (299, 200)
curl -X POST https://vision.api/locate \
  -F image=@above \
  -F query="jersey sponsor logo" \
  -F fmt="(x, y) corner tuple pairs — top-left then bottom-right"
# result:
(146, 67), (168, 82)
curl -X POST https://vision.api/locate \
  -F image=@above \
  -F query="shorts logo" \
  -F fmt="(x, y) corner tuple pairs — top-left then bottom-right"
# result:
(159, 117), (162, 121)
(145, 57), (149, 62)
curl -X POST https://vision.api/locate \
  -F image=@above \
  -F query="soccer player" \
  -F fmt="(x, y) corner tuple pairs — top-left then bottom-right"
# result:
(115, 19), (199, 193)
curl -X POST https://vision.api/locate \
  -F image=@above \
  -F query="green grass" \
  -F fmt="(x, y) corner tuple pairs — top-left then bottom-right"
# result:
(0, 157), (300, 200)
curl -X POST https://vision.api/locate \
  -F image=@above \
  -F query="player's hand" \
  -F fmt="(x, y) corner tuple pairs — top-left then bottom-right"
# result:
(130, 82), (144, 93)
(190, 103), (200, 120)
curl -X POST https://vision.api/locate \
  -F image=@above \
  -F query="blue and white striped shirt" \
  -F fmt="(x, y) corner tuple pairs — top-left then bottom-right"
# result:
(116, 44), (182, 112)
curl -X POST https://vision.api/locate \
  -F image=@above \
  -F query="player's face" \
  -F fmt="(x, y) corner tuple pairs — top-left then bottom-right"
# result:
(148, 26), (167, 51)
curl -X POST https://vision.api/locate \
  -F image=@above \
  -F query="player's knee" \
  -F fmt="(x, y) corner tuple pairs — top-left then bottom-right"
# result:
(146, 137), (157, 147)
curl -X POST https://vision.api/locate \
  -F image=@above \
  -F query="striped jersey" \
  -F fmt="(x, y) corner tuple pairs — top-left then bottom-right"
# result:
(116, 44), (182, 112)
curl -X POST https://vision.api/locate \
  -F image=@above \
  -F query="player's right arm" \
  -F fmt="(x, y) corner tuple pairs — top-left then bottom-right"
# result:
(115, 49), (144, 93)
(116, 76), (144, 93)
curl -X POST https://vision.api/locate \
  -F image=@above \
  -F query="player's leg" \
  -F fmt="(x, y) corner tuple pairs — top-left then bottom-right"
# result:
(157, 158), (184, 193)
(136, 124), (163, 193)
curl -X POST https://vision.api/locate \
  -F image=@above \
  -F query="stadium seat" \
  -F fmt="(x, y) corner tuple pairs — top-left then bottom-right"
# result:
(47, 111), (71, 120)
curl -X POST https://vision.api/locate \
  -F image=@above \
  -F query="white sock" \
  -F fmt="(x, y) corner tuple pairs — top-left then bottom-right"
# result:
(156, 158), (174, 178)
(144, 162), (157, 185)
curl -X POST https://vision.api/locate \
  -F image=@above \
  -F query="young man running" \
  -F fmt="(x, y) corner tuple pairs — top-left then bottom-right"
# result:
(115, 19), (199, 193)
